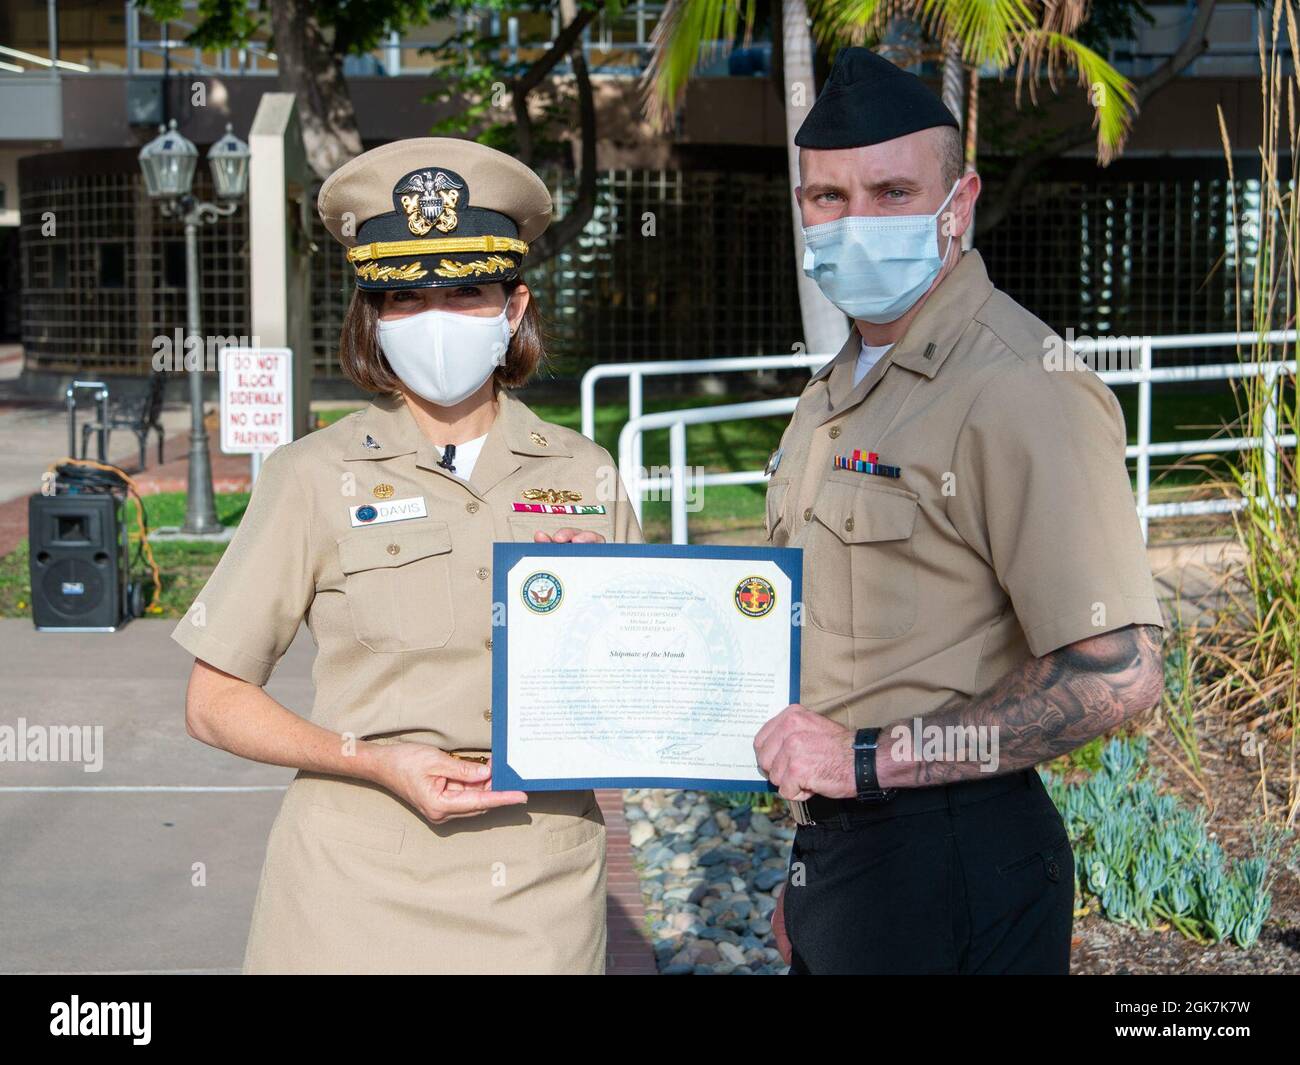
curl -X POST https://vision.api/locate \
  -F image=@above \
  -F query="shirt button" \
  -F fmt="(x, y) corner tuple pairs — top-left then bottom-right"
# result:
(829, 425), (841, 439)
(484, 637), (493, 650)
(477, 567), (490, 580)
(386, 543), (400, 555)
(466, 501), (480, 514)
(844, 517), (855, 532)
(483, 708), (493, 721)
(803, 507), (812, 522)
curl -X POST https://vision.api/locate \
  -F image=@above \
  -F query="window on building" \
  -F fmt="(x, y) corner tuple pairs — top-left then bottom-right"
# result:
(98, 243), (126, 288)
(163, 241), (186, 287)
(51, 244), (68, 288)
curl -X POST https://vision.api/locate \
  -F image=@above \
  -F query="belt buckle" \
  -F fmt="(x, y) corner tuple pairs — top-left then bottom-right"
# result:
(450, 750), (490, 765)
(789, 798), (815, 826)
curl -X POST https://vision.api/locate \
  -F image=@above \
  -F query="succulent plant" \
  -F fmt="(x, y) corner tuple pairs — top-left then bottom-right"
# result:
(1041, 737), (1288, 949)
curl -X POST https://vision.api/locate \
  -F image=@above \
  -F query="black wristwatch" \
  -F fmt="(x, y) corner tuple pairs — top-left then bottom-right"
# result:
(853, 727), (895, 803)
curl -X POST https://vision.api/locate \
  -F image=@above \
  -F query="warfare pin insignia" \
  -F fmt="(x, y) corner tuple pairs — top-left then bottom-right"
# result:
(522, 487), (582, 504)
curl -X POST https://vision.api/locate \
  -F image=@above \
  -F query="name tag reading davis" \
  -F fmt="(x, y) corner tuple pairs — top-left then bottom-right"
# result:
(349, 496), (429, 527)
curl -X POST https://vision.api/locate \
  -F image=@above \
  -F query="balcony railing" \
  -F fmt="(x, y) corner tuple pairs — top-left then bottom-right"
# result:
(0, 1), (1281, 83)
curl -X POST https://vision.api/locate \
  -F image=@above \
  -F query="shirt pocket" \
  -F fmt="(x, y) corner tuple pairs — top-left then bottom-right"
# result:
(765, 478), (790, 541)
(336, 522), (455, 652)
(805, 475), (919, 639)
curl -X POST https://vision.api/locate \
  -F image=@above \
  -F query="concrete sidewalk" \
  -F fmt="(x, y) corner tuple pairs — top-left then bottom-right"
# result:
(0, 618), (655, 974)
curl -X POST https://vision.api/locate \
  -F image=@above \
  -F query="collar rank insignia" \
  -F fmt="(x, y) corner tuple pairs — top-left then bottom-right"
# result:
(395, 169), (464, 236)
(765, 447), (784, 476)
(522, 487), (582, 504)
(529, 432), (548, 447)
(363, 434), (382, 450)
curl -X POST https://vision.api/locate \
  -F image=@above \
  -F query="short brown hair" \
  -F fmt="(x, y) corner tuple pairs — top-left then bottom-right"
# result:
(338, 279), (546, 395)
(936, 125), (964, 188)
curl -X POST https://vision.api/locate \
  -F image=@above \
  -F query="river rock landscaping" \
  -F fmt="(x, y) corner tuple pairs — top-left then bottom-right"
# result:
(624, 789), (794, 975)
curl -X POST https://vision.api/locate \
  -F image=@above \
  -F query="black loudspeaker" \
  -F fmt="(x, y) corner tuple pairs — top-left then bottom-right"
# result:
(28, 493), (130, 631)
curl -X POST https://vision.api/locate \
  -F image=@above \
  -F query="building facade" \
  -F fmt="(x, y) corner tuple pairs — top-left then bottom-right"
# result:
(0, 1), (1280, 391)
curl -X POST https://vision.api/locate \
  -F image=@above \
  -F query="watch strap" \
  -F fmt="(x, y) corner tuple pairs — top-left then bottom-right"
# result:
(853, 726), (894, 802)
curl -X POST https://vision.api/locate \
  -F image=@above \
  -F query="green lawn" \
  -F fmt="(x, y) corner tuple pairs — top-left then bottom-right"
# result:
(0, 492), (248, 620)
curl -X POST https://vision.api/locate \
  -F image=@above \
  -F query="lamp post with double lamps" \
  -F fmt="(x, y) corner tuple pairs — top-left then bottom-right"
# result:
(138, 120), (250, 535)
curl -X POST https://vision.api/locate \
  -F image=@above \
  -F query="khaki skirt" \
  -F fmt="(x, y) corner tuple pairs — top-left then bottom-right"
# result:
(243, 736), (607, 974)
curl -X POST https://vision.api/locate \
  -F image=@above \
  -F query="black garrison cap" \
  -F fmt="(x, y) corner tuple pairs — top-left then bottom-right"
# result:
(794, 47), (959, 149)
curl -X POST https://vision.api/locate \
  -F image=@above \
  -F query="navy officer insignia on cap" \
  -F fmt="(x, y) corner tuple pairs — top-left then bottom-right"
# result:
(318, 138), (553, 293)
(394, 168), (465, 236)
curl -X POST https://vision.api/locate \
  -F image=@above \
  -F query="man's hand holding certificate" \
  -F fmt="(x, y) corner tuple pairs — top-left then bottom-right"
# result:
(491, 543), (802, 791)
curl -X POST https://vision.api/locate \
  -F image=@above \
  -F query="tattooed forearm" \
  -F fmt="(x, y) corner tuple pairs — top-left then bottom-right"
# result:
(876, 624), (1165, 788)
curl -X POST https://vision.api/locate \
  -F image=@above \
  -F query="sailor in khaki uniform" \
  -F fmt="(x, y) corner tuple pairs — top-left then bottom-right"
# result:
(752, 50), (1165, 974)
(174, 138), (640, 974)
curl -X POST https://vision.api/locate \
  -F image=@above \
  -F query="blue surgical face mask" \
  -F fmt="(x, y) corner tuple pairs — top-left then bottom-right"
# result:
(801, 180), (961, 324)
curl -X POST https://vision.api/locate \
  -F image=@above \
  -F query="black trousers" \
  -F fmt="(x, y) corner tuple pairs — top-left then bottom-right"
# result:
(784, 769), (1074, 975)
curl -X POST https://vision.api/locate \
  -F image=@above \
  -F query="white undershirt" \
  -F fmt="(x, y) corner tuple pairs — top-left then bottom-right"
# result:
(435, 433), (489, 481)
(853, 339), (894, 387)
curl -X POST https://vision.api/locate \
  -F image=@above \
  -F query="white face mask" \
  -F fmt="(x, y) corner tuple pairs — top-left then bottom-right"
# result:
(801, 180), (961, 324)
(376, 306), (514, 407)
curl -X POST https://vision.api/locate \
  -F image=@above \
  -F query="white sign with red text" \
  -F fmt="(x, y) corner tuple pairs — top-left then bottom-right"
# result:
(219, 347), (294, 455)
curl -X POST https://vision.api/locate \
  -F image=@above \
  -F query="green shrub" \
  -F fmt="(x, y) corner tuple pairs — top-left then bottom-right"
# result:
(1042, 737), (1286, 948)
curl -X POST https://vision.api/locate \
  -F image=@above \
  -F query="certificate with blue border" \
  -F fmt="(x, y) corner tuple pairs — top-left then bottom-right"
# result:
(491, 543), (802, 792)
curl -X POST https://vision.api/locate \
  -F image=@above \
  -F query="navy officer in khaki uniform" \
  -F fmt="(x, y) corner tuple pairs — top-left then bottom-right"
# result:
(754, 50), (1165, 974)
(174, 138), (641, 974)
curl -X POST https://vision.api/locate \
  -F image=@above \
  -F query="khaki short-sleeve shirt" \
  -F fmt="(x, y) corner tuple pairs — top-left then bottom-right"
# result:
(172, 389), (642, 748)
(767, 251), (1163, 729)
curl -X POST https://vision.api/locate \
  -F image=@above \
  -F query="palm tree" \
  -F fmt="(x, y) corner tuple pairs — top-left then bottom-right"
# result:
(642, 0), (1137, 341)
(814, 0), (1137, 170)
(643, 0), (850, 357)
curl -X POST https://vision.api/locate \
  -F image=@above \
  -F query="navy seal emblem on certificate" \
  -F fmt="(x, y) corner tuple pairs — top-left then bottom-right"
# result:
(521, 571), (563, 614)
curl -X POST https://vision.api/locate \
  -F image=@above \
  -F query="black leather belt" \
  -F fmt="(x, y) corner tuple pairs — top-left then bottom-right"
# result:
(792, 770), (1033, 828)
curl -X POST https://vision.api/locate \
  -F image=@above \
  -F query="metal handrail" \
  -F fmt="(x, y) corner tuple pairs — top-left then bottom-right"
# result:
(584, 351), (835, 485)
(610, 330), (1298, 544)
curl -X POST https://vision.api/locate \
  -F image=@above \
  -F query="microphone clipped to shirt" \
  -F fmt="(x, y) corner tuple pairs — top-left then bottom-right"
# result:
(437, 443), (457, 473)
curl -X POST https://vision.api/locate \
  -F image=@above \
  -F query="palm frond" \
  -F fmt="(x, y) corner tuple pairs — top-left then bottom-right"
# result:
(809, 0), (903, 45)
(641, 0), (755, 131)
(1015, 29), (1136, 163)
(1037, 0), (1092, 37)
(919, 0), (1036, 69)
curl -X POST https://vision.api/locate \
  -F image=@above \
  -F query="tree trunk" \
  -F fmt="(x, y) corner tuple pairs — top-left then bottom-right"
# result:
(268, 0), (362, 180)
(940, 36), (964, 132)
(962, 65), (978, 250)
(529, 1), (600, 263)
(781, 0), (848, 357)
(942, 38), (974, 249)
